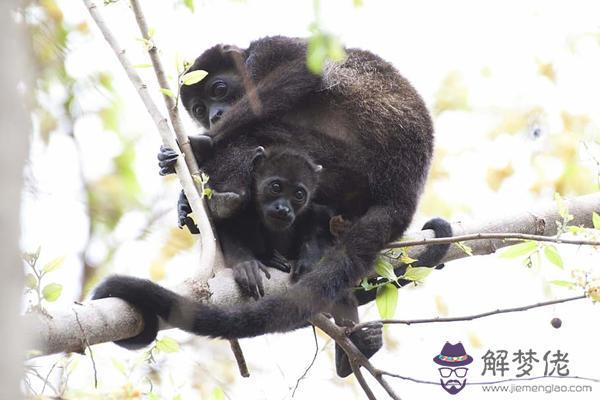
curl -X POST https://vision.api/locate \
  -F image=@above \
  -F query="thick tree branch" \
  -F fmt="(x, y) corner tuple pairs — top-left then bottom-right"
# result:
(27, 193), (600, 355)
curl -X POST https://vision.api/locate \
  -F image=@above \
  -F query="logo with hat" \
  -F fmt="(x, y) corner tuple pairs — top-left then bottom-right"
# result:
(433, 342), (473, 394)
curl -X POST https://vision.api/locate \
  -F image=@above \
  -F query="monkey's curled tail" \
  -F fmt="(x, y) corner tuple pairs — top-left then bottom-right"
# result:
(93, 248), (358, 345)
(93, 217), (451, 345)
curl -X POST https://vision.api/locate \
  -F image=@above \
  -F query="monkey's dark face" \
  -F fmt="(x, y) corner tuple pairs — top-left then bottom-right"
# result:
(183, 71), (243, 129)
(255, 176), (310, 232)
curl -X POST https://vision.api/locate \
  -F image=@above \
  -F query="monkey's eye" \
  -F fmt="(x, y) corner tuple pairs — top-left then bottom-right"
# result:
(270, 181), (282, 194)
(192, 103), (207, 118)
(210, 80), (228, 99)
(294, 189), (306, 202)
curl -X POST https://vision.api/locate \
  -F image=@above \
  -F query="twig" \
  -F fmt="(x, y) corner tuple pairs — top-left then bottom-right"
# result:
(354, 294), (587, 330)
(380, 370), (600, 385)
(82, 0), (209, 266)
(41, 359), (60, 394)
(310, 314), (401, 400)
(292, 326), (320, 397)
(73, 310), (98, 388)
(127, 0), (245, 373)
(385, 232), (600, 249)
(228, 339), (249, 378)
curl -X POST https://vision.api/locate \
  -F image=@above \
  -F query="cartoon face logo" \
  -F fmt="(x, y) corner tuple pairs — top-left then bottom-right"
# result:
(433, 342), (473, 395)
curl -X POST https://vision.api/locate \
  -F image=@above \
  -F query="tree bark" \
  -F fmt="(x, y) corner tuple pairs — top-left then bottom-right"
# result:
(27, 192), (600, 356)
(0, 1), (31, 397)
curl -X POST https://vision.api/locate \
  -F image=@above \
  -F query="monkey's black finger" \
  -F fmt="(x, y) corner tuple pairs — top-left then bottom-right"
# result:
(251, 263), (266, 297)
(233, 267), (252, 298)
(159, 167), (175, 176)
(183, 217), (200, 235)
(158, 158), (179, 169)
(258, 263), (271, 280)
(157, 147), (177, 160)
(243, 265), (260, 300)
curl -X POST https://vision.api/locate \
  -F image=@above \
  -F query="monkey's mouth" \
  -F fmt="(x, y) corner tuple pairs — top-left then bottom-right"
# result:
(265, 214), (294, 231)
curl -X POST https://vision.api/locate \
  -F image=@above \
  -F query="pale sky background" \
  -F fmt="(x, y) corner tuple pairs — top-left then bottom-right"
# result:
(23, 0), (600, 399)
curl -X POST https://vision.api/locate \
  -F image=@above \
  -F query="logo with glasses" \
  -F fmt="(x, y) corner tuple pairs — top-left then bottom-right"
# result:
(433, 342), (473, 395)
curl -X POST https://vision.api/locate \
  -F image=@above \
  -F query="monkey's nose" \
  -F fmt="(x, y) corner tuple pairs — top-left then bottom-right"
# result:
(275, 205), (290, 217)
(210, 110), (224, 125)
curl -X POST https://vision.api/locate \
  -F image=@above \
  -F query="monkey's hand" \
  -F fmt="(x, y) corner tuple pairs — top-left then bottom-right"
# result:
(232, 260), (272, 300)
(157, 145), (178, 176)
(177, 190), (200, 234)
(157, 135), (213, 176)
(336, 322), (384, 378)
(329, 215), (352, 238)
(266, 250), (292, 273)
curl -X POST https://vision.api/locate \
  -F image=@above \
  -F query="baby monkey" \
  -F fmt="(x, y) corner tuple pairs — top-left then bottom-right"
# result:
(159, 144), (382, 377)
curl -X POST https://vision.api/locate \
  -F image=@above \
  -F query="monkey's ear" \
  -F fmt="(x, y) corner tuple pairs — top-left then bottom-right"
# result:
(251, 146), (267, 168)
(221, 44), (244, 56)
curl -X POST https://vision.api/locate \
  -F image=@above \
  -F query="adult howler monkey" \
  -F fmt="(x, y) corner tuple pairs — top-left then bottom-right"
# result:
(93, 36), (451, 359)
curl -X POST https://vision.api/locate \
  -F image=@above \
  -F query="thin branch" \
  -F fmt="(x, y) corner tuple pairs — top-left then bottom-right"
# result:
(354, 294), (587, 330)
(74, 310), (98, 389)
(385, 232), (600, 249)
(380, 370), (600, 385)
(82, 0), (210, 276)
(292, 326), (319, 397)
(310, 314), (401, 400)
(127, 0), (244, 373)
(228, 339), (249, 378)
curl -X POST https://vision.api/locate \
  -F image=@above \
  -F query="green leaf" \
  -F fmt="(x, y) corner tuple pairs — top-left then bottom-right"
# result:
(402, 266), (433, 282)
(543, 245), (563, 268)
(147, 394), (160, 400)
(24, 273), (38, 290)
(307, 34), (328, 74)
(374, 257), (396, 281)
(172, 395), (182, 400)
(499, 241), (537, 258)
(375, 283), (398, 319)
(202, 188), (213, 199)
(155, 336), (180, 353)
(549, 280), (577, 289)
(132, 64), (153, 69)
(399, 253), (418, 264)
(567, 225), (585, 234)
(183, 0), (194, 13)
(454, 241), (473, 256)
(593, 212), (600, 230)
(147, 27), (156, 39)
(358, 278), (376, 291)
(42, 255), (65, 273)
(208, 388), (225, 400)
(181, 70), (208, 85)
(353, 0), (364, 6)
(160, 88), (175, 98)
(42, 283), (63, 302)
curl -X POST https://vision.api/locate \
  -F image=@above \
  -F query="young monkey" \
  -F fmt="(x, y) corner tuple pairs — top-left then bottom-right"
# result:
(222, 146), (382, 378)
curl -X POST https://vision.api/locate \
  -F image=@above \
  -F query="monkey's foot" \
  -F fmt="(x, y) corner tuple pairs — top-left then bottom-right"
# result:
(177, 190), (200, 234)
(266, 250), (292, 273)
(207, 191), (244, 219)
(232, 260), (271, 300)
(336, 322), (383, 378)
(158, 145), (178, 176)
